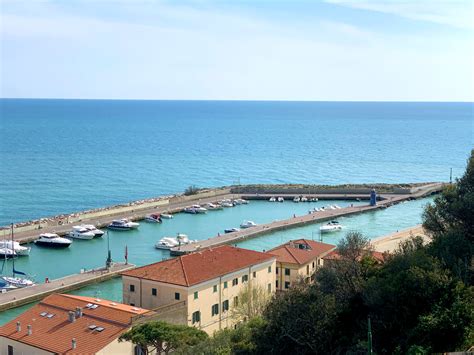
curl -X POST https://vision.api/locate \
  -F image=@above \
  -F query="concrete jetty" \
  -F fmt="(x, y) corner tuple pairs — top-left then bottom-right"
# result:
(170, 183), (442, 255)
(0, 262), (135, 312)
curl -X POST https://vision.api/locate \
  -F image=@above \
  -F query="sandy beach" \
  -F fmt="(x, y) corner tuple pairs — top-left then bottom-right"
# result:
(371, 224), (431, 253)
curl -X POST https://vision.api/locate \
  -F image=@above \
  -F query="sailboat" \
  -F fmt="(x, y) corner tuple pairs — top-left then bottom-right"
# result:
(0, 224), (35, 288)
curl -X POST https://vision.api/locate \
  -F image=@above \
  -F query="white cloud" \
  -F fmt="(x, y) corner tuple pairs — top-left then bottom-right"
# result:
(326, 0), (474, 30)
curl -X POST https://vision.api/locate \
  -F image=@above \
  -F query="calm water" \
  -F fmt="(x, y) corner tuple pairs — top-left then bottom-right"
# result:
(0, 100), (472, 225)
(0, 198), (431, 324)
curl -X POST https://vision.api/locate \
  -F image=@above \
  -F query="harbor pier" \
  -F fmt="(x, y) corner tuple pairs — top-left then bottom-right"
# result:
(0, 262), (135, 312)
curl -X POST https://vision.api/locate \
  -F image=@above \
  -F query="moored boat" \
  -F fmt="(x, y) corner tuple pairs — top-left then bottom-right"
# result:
(1, 276), (35, 288)
(319, 221), (343, 233)
(240, 220), (257, 229)
(35, 233), (72, 248)
(184, 205), (207, 214)
(0, 248), (15, 258)
(145, 213), (162, 223)
(0, 240), (30, 256)
(81, 224), (105, 237)
(269, 197), (276, 202)
(224, 227), (240, 233)
(67, 226), (95, 240)
(161, 213), (173, 219)
(277, 197), (284, 202)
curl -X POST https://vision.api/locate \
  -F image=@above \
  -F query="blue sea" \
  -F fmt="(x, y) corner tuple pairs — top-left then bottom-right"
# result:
(0, 99), (472, 225)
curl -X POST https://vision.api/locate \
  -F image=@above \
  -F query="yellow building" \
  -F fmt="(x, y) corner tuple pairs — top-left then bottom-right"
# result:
(0, 293), (149, 355)
(121, 245), (276, 334)
(266, 239), (335, 291)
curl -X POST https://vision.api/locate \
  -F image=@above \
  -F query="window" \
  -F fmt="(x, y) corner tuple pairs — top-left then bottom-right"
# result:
(213, 285), (218, 293)
(285, 268), (291, 276)
(242, 275), (249, 283)
(268, 266), (272, 273)
(276, 267), (279, 274)
(285, 282), (290, 289)
(233, 296), (239, 306)
(268, 283), (272, 293)
(253, 271), (257, 278)
(312, 261), (315, 268)
(224, 281), (228, 289)
(211, 303), (219, 316)
(232, 278), (238, 286)
(192, 311), (201, 324)
(276, 280), (279, 288)
(134, 345), (147, 355)
(129, 284), (135, 292)
(8, 345), (13, 355)
(306, 265), (310, 275)
(222, 300), (229, 312)
(175, 292), (180, 300)
(152, 288), (157, 296)
(130, 303), (135, 306)
(194, 291), (198, 300)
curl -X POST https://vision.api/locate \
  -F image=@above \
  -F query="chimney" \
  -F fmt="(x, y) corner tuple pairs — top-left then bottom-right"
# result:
(75, 307), (83, 318)
(16, 321), (21, 332)
(27, 325), (32, 336)
(72, 338), (77, 350)
(68, 311), (76, 323)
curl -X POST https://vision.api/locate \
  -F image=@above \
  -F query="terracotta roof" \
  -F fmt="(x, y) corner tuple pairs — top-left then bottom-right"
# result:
(0, 293), (148, 354)
(323, 249), (386, 262)
(266, 239), (336, 265)
(121, 245), (275, 286)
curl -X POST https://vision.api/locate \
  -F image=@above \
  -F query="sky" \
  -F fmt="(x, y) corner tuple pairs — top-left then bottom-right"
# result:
(0, 0), (473, 101)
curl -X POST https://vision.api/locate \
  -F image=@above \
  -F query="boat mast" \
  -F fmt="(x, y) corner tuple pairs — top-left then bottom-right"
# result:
(11, 223), (14, 277)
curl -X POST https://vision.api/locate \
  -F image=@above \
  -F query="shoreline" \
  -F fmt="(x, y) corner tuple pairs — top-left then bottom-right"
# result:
(371, 225), (430, 253)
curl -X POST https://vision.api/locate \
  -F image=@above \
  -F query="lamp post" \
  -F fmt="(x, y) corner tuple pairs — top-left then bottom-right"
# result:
(105, 231), (112, 269)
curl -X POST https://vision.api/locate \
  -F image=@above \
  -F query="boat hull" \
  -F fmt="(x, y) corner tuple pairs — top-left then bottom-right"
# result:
(34, 240), (71, 248)
(107, 226), (132, 231)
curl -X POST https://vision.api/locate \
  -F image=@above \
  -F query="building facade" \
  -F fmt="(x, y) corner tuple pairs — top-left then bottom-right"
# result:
(266, 239), (336, 291)
(121, 245), (276, 334)
(0, 294), (149, 355)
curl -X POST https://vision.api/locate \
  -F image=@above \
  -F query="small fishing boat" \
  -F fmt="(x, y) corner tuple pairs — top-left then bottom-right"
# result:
(145, 213), (162, 223)
(224, 227), (240, 234)
(121, 218), (140, 229)
(293, 197), (300, 203)
(81, 224), (105, 237)
(301, 196), (308, 202)
(220, 200), (234, 208)
(67, 226), (95, 240)
(320, 221), (343, 233)
(35, 233), (72, 248)
(161, 213), (173, 219)
(329, 205), (337, 210)
(310, 198), (319, 202)
(240, 220), (257, 229)
(277, 197), (284, 202)
(0, 240), (30, 256)
(184, 205), (207, 214)
(334, 204), (342, 209)
(269, 197), (276, 202)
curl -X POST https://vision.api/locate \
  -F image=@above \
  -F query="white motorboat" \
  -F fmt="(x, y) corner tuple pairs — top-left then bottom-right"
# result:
(334, 204), (342, 209)
(1, 276), (35, 288)
(108, 220), (132, 231)
(35, 233), (72, 248)
(220, 200), (234, 208)
(121, 218), (140, 229)
(269, 197), (276, 202)
(0, 248), (15, 258)
(293, 197), (300, 203)
(184, 205), (207, 214)
(232, 199), (248, 205)
(81, 224), (105, 237)
(155, 237), (180, 250)
(301, 197), (308, 202)
(145, 214), (162, 223)
(224, 228), (240, 234)
(204, 203), (223, 210)
(310, 198), (319, 202)
(319, 221), (343, 233)
(0, 241), (30, 256)
(240, 220), (257, 229)
(161, 213), (173, 219)
(0, 279), (18, 291)
(155, 234), (196, 250)
(329, 205), (337, 210)
(277, 197), (284, 202)
(67, 226), (95, 240)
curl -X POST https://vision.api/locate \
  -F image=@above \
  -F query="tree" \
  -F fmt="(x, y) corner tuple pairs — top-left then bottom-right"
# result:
(231, 282), (271, 322)
(119, 321), (207, 355)
(184, 185), (200, 196)
(423, 149), (474, 284)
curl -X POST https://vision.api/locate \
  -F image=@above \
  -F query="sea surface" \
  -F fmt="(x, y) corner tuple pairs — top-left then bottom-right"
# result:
(0, 99), (472, 225)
